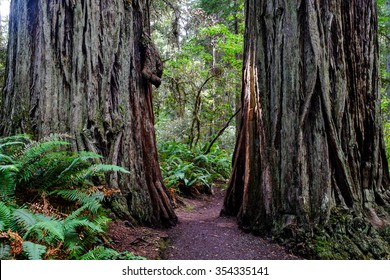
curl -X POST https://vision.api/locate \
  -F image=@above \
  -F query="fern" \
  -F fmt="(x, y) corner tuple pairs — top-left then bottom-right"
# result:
(52, 189), (103, 214)
(64, 218), (104, 234)
(0, 154), (15, 164)
(0, 165), (17, 200)
(22, 241), (47, 260)
(24, 220), (65, 243)
(21, 140), (70, 161)
(12, 208), (38, 232)
(56, 151), (102, 181)
(0, 201), (11, 230)
(0, 134), (132, 260)
(80, 246), (145, 260)
(159, 141), (232, 194)
(80, 246), (120, 260)
(79, 163), (130, 180)
(0, 135), (30, 145)
(0, 244), (11, 260)
(64, 204), (93, 221)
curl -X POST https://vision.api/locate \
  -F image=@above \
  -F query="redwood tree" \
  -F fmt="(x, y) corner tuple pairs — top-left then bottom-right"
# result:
(223, 0), (390, 257)
(0, 0), (177, 227)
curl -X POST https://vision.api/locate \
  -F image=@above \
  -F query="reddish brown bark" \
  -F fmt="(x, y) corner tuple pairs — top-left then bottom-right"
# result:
(0, 0), (177, 227)
(222, 0), (390, 238)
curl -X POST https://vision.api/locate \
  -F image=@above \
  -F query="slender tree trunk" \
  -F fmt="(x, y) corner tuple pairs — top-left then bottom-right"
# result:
(0, 0), (177, 227)
(223, 0), (390, 257)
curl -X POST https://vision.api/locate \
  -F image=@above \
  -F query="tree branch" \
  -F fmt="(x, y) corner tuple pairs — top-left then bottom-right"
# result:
(204, 107), (241, 154)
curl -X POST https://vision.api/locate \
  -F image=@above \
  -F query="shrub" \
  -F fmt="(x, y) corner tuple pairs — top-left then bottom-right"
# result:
(158, 141), (231, 196)
(0, 134), (141, 260)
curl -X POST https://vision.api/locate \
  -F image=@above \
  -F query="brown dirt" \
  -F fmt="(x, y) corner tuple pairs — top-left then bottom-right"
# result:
(108, 187), (301, 260)
(108, 221), (169, 259)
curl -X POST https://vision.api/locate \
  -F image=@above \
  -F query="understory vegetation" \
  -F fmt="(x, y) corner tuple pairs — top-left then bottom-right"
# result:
(379, 0), (390, 165)
(0, 135), (144, 260)
(158, 141), (231, 197)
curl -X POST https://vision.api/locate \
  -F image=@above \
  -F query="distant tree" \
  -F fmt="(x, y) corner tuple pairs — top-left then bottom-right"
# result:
(197, 0), (243, 32)
(223, 0), (390, 258)
(0, 9), (8, 92)
(0, 0), (177, 227)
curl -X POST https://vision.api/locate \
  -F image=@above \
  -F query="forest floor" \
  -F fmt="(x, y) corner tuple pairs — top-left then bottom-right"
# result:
(108, 187), (301, 260)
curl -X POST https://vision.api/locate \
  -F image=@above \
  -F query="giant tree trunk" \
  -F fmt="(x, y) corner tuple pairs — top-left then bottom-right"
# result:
(0, 0), (177, 227)
(222, 0), (390, 256)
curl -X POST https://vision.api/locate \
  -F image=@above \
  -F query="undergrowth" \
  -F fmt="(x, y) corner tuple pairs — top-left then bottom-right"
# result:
(158, 141), (231, 196)
(381, 94), (390, 168)
(0, 134), (145, 260)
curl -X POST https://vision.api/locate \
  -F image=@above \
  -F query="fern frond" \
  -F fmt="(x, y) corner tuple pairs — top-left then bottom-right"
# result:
(0, 167), (17, 200)
(91, 215), (111, 230)
(56, 151), (102, 181)
(21, 141), (70, 163)
(0, 202), (11, 230)
(64, 204), (91, 221)
(12, 209), (38, 232)
(0, 135), (30, 145)
(0, 165), (18, 172)
(52, 189), (103, 213)
(80, 164), (130, 179)
(64, 241), (84, 258)
(80, 246), (119, 260)
(0, 154), (15, 164)
(194, 154), (209, 164)
(80, 246), (145, 260)
(22, 241), (47, 260)
(0, 243), (11, 260)
(24, 220), (65, 243)
(64, 218), (104, 234)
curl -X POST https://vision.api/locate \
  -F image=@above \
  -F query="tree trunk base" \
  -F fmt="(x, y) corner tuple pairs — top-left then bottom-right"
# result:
(274, 207), (390, 259)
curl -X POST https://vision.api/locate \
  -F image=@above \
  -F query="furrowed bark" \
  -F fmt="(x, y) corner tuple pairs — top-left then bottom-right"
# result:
(223, 0), (390, 257)
(1, 0), (177, 227)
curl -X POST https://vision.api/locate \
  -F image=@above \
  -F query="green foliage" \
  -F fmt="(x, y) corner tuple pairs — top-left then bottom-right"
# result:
(0, 135), (130, 202)
(51, 189), (104, 214)
(0, 136), (28, 201)
(0, 201), (11, 230)
(0, 134), (139, 260)
(22, 241), (47, 260)
(80, 246), (145, 260)
(378, 1), (390, 168)
(158, 141), (231, 195)
(196, 0), (244, 31)
(0, 202), (108, 260)
(384, 120), (390, 166)
(152, 0), (243, 154)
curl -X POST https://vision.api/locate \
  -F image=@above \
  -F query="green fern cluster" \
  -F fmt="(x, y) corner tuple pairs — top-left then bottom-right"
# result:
(0, 201), (108, 259)
(80, 246), (145, 260)
(0, 134), (140, 260)
(0, 135), (128, 200)
(158, 141), (231, 195)
(0, 135), (29, 201)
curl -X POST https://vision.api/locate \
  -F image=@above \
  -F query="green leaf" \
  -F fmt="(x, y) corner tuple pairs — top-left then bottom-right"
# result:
(64, 218), (103, 234)
(12, 209), (38, 231)
(0, 202), (11, 230)
(0, 244), (11, 260)
(22, 241), (47, 260)
(24, 220), (65, 242)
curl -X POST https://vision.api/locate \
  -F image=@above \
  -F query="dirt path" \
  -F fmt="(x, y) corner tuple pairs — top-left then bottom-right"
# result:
(165, 187), (300, 260)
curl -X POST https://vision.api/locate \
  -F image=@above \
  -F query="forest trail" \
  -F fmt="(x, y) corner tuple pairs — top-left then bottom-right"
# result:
(165, 187), (300, 260)
(108, 187), (300, 260)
